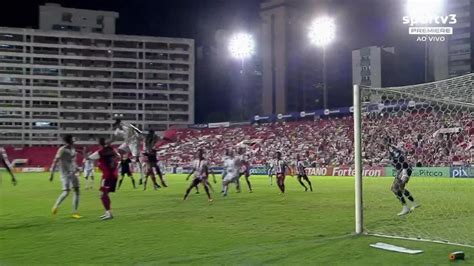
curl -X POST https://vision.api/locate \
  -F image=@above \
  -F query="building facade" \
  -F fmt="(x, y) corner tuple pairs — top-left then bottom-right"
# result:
(260, 0), (321, 115)
(0, 27), (194, 146)
(39, 3), (119, 34)
(260, 0), (290, 115)
(352, 46), (396, 88)
(432, 0), (472, 81)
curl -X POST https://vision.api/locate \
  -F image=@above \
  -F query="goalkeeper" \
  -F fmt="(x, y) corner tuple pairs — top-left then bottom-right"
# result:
(388, 142), (420, 216)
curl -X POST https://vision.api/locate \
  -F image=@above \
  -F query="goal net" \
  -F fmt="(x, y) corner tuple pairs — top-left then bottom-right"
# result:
(356, 74), (474, 247)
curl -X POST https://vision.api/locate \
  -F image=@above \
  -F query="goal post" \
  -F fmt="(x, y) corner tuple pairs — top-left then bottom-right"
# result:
(353, 84), (363, 235)
(354, 74), (474, 247)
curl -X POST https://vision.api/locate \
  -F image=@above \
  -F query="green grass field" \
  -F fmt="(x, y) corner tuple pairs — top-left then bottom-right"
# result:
(1, 173), (473, 265)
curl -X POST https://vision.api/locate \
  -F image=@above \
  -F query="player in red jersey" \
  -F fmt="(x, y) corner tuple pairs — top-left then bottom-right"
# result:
(275, 151), (292, 194)
(183, 149), (212, 202)
(0, 147), (17, 185)
(88, 138), (120, 220)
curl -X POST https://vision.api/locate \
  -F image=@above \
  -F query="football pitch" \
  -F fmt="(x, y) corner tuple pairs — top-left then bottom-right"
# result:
(1, 173), (472, 265)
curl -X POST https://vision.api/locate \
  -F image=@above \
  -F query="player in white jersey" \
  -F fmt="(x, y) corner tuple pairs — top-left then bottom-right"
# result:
(0, 147), (17, 186)
(275, 151), (292, 194)
(113, 119), (145, 184)
(266, 159), (274, 186)
(220, 151), (230, 193)
(295, 154), (313, 192)
(183, 149), (213, 202)
(49, 135), (81, 219)
(83, 151), (95, 190)
(222, 149), (241, 197)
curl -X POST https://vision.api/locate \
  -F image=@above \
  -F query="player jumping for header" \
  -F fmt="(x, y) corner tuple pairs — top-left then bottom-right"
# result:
(49, 135), (81, 219)
(0, 147), (17, 186)
(183, 149), (213, 202)
(113, 119), (145, 184)
(295, 154), (313, 192)
(388, 143), (420, 216)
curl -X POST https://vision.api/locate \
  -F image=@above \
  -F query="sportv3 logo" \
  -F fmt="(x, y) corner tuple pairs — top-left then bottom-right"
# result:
(402, 14), (457, 42)
(403, 15), (457, 27)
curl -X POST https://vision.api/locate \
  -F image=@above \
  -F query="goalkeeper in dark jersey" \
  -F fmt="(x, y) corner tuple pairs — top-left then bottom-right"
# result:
(388, 143), (420, 216)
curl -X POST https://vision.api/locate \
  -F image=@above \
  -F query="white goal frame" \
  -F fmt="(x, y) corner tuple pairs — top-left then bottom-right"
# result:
(353, 78), (474, 248)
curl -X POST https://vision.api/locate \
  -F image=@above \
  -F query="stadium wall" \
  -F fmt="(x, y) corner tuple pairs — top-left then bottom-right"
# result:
(4, 166), (473, 178)
(171, 166), (474, 178)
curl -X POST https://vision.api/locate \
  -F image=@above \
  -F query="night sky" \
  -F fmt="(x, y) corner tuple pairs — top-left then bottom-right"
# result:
(0, 0), (428, 123)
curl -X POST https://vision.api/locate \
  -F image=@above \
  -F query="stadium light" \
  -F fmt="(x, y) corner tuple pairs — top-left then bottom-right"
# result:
(406, 0), (443, 21)
(308, 17), (335, 47)
(308, 16), (335, 109)
(228, 32), (255, 120)
(228, 33), (255, 60)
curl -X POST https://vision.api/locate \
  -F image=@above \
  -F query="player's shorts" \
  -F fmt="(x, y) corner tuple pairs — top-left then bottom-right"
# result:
(84, 168), (94, 177)
(276, 173), (286, 180)
(297, 173), (307, 178)
(121, 170), (132, 176)
(194, 175), (208, 183)
(119, 142), (140, 157)
(223, 172), (239, 183)
(100, 178), (118, 193)
(61, 173), (80, 190)
(391, 170), (411, 192)
(146, 167), (155, 176)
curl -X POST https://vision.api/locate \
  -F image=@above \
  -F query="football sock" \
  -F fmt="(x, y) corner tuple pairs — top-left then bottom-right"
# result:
(54, 190), (69, 209)
(404, 190), (415, 202)
(72, 189), (80, 213)
(101, 192), (111, 211)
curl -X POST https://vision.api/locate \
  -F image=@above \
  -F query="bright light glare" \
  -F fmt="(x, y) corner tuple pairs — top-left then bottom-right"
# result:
(308, 17), (335, 47)
(406, 0), (443, 20)
(228, 33), (255, 60)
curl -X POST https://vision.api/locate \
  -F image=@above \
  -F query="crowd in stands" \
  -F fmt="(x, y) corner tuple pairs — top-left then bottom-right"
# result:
(2, 111), (472, 169)
(158, 111), (473, 168)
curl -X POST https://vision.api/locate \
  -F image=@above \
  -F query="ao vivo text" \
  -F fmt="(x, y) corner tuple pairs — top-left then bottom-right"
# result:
(417, 36), (446, 42)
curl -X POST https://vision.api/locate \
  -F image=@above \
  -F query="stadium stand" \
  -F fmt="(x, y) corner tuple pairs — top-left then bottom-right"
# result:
(2, 112), (472, 169)
(157, 112), (473, 168)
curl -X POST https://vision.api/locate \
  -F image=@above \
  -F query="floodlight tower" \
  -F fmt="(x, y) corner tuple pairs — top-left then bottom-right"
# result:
(229, 33), (256, 69)
(228, 33), (256, 120)
(308, 16), (335, 110)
